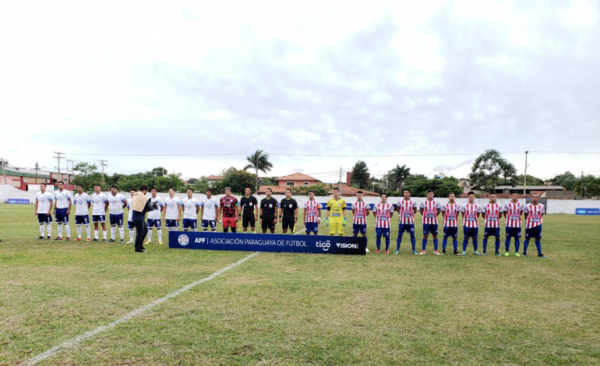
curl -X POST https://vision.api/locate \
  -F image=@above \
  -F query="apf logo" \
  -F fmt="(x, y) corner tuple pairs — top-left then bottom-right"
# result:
(316, 240), (331, 251)
(178, 234), (190, 246)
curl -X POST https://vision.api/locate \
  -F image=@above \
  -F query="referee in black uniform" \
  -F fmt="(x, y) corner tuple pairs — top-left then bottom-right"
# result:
(279, 188), (299, 234)
(259, 188), (278, 234)
(240, 187), (259, 233)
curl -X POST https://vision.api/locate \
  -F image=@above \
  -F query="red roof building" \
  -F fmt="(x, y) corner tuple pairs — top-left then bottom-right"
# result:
(275, 173), (321, 188)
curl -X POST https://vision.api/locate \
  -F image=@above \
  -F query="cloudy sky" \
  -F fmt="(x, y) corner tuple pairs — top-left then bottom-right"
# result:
(1, 0), (599, 183)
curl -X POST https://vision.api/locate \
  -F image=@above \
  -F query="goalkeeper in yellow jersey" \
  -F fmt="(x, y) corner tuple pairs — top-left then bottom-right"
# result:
(325, 187), (347, 236)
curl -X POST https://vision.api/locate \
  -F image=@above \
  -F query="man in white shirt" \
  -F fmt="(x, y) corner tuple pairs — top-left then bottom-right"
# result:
(146, 188), (164, 244)
(180, 188), (200, 231)
(53, 180), (72, 240)
(34, 183), (54, 239)
(201, 188), (220, 232)
(163, 188), (181, 232)
(126, 189), (136, 243)
(91, 184), (109, 241)
(73, 184), (92, 242)
(107, 185), (127, 243)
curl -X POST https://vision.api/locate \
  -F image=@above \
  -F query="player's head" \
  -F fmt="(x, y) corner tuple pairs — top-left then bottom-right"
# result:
(489, 193), (497, 204)
(57, 181), (64, 189)
(532, 192), (540, 204)
(356, 190), (363, 201)
(427, 189), (434, 200)
(308, 190), (314, 199)
(139, 185), (148, 194)
(333, 187), (340, 198)
(110, 185), (118, 195)
(205, 188), (212, 197)
(224, 187), (231, 196)
(285, 188), (292, 198)
(245, 187), (252, 196)
(150, 187), (157, 197)
(130, 189), (135, 197)
(403, 188), (411, 199)
(448, 192), (455, 202)
(77, 184), (83, 193)
(94, 184), (101, 193)
(380, 192), (387, 203)
(187, 188), (194, 197)
(468, 191), (475, 202)
(40, 182), (46, 192)
(511, 192), (519, 202)
(266, 187), (272, 197)
(168, 188), (175, 196)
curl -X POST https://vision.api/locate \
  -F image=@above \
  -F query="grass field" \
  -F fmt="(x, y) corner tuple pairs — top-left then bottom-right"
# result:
(1, 204), (600, 365)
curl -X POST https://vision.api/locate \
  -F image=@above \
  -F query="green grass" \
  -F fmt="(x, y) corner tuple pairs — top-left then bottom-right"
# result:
(1, 204), (599, 365)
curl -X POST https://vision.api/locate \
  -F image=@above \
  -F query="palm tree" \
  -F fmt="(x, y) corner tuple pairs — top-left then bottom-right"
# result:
(387, 164), (411, 191)
(244, 150), (273, 192)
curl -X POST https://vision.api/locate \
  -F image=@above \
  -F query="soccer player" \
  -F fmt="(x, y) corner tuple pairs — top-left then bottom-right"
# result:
(163, 188), (181, 232)
(459, 191), (482, 256)
(304, 190), (321, 236)
(325, 188), (347, 236)
(372, 193), (394, 253)
(240, 187), (259, 233)
(351, 191), (370, 252)
(440, 192), (459, 255)
(259, 188), (278, 234)
(279, 188), (299, 234)
(396, 188), (418, 255)
(91, 184), (108, 241)
(145, 188), (163, 244)
(419, 189), (441, 255)
(181, 188), (200, 231)
(53, 181), (72, 240)
(201, 188), (219, 232)
(34, 183), (53, 239)
(481, 193), (502, 256)
(107, 185), (127, 243)
(524, 193), (546, 258)
(219, 187), (239, 233)
(126, 189), (135, 243)
(73, 184), (91, 242)
(503, 192), (525, 256)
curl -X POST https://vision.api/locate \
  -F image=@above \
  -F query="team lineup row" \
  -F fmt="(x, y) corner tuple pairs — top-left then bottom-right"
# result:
(32, 182), (546, 257)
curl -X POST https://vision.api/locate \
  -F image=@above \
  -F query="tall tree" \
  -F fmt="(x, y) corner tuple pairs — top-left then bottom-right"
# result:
(71, 163), (105, 191)
(150, 167), (167, 177)
(385, 164), (411, 191)
(469, 150), (517, 193)
(350, 161), (370, 189)
(243, 150), (273, 192)
(551, 171), (579, 191)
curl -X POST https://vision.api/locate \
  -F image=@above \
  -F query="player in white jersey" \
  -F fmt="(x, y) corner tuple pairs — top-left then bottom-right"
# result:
(396, 188), (418, 255)
(53, 181), (72, 240)
(441, 192), (460, 255)
(73, 184), (92, 242)
(304, 190), (322, 235)
(107, 185), (127, 243)
(351, 191), (370, 251)
(91, 184), (109, 241)
(201, 188), (220, 232)
(145, 188), (164, 244)
(180, 188), (200, 231)
(502, 192), (525, 256)
(163, 188), (181, 232)
(126, 189), (136, 243)
(459, 191), (482, 256)
(419, 190), (441, 255)
(372, 193), (394, 253)
(481, 193), (502, 256)
(34, 183), (54, 239)
(524, 193), (546, 258)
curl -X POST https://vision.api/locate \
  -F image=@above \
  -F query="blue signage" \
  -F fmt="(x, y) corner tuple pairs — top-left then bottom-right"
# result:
(7, 198), (30, 204)
(576, 208), (600, 215)
(169, 231), (366, 255)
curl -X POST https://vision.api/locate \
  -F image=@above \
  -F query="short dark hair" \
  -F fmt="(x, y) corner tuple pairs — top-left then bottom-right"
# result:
(94, 184), (101, 187)
(205, 188), (212, 193)
(111, 185), (118, 190)
(130, 189), (135, 192)
(140, 185), (148, 191)
(285, 188), (292, 192)
(187, 188), (193, 192)
(150, 187), (157, 192)
(57, 181), (64, 185)
(41, 183), (47, 187)
(381, 193), (387, 197)
(308, 190), (314, 194)
(77, 184), (83, 188)
(266, 188), (272, 192)
(468, 191), (475, 196)
(427, 189), (434, 194)
(333, 188), (339, 192)
(403, 188), (411, 193)
(225, 187), (231, 191)
(357, 190), (363, 194)
(448, 192), (455, 196)
(245, 187), (252, 191)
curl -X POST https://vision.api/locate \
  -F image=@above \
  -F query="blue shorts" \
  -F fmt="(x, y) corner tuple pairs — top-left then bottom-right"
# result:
(505, 227), (522, 239)
(484, 227), (500, 238)
(37, 213), (53, 224)
(128, 220), (134, 230)
(55, 208), (69, 223)
(92, 215), (105, 223)
(398, 223), (415, 236)
(166, 219), (179, 229)
(376, 227), (390, 238)
(183, 219), (197, 230)
(463, 227), (479, 239)
(443, 226), (458, 239)
(525, 225), (542, 240)
(423, 224), (438, 236)
(110, 214), (124, 226)
(75, 215), (89, 225)
(353, 224), (366, 235)
(147, 219), (161, 228)
(306, 222), (319, 233)
(202, 220), (216, 229)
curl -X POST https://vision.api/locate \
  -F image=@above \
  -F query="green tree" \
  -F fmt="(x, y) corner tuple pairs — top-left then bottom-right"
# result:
(551, 171), (579, 191)
(220, 168), (257, 194)
(516, 174), (545, 186)
(350, 161), (370, 189)
(384, 164), (411, 191)
(154, 173), (186, 192)
(151, 167), (167, 177)
(469, 150), (517, 193)
(260, 177), (278, 186)
(292, 183), (329, 196)
(189, 177), (210, 193)
(71, 163), (106, 191)
(403, 178), (461, 197)
(583, 175), (600, 197)
(243, 150), (273, 192)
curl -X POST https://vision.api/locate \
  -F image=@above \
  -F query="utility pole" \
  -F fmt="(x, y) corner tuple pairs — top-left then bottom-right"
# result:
(581, 171), (584, 198)
(53, 151), (65, 182)
(98, 160), (108, 182)
(67, 160), (74, 188)
(523, 151), (528, 196)
(35, 162), (39, 184)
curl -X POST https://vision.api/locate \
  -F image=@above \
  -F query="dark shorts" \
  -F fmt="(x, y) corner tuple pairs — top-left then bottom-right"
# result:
(166, 219), (179, 228)
(525, 225), (542, 240)
(398, 224), (415, 236)
(55, 208), (69, 223)
(443, 226), (458, 238)
(92, 215), (105, 223)
(110, 214), (124, 226)
(37, 213), (53, 224)
(463, 227), (479, 239)
(183, 219), (197, 230)
(262, 215), (276, 231)
(75, 215), (89, 225)
(353, 224), (366, 235)
(505, 227), (522, 239)
(306, 222), (319, 233)
(282, 215), (295, 230)
(484, 227), (501, 238)
(423, 224), (438, 236)
(147, 219), (161, 228)
(128, 220), (135, 229)
(201, 220), (216, 230)
(242, 214), (256, 228)
(376, 227), (390, 238)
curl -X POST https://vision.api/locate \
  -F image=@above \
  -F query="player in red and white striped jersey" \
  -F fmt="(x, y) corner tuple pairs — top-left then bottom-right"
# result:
(396, 188), (418, 255)
(372, 193), (394, 254)
(418, 190), (441, 255)
(303, 190), (321, 235)
(481, 193), (502, 256)
(524, 193), (546, 258)
(440, 192), (460, 255)
(502, 193), (525, 256)
(351, 191), (370, 252)
(459, 192), (482, 255)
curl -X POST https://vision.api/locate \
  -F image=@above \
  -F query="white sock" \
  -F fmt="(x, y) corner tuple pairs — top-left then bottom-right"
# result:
(129, 229), (134, 241)
(157, 229), (162, 242)
(58, 225), (63, 237)
(47, 224), (52, 237)
(77, 225), (82, 238)
(119, 227), (124, 240)
(111, 226), (116, 239)
(40, 225), (45, 236)
(65, 225), (71, 237)
(148, 230), (153, 242)
(85, 225), (90, 238)
(94, 230), (99, 239)
(103, 230), (107, 239)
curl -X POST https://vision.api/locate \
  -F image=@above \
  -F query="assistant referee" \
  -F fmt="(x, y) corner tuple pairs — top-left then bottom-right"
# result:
(240, 187), (259, 233)
(259, 188), (278, 234)
(279, 188), (299, 234)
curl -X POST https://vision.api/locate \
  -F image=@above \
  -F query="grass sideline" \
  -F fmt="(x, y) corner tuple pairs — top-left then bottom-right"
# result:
(1, 204), (599, 365)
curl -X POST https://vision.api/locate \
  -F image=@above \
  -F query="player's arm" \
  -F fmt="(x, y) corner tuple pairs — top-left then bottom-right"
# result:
(342, 205), (347, 219)
(235, 202), (240, 222)
(47, 197), (53, 215)
(162, 202), (166, 221)
(34, 198), (38, 215)
(317, 204), (322, 221)
(278, 205), (283, 223)
(122, 198), (127, 210)
(195, 203), (200, 215)
(254, 199), (259, 220)
(294, 207), (298, 222)
(390, 207), (394, 218)
(52, 196), (57, 215)
(104, 199), (109, 213)
(259, 206), (263, 223)
(67, 194), (72, 215)
(419, 206), (424, 215)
